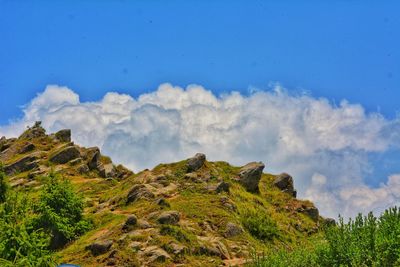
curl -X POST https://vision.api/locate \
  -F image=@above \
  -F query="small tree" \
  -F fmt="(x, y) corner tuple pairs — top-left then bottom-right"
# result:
(35, 173), (92, 249)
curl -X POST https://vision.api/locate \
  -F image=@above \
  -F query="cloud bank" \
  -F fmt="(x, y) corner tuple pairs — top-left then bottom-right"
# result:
(1, 84), (400, 218)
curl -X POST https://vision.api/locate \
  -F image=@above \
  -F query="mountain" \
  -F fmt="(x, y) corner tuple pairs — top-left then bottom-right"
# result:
(0, 122), (327, 266)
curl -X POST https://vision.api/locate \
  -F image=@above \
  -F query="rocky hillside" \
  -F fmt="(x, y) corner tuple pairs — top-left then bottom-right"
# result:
(0, 122), (327, 267)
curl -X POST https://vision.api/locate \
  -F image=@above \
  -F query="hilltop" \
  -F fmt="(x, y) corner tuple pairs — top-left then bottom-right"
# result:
(0, 122), (327, 266)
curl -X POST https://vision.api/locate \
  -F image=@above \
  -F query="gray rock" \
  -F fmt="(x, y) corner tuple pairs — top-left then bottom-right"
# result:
(170, 243), (187, 255)
(98, 163), (116, 178)
(77, 164), (89, 174)
(86, 240), (113, 256)
(224, 222), (243, 238)
(126, 184), (155, 204)
(238, 162), (265, 192)
(19, 142), (35, 154)
(157, 211), (180, 225)
(69, 157), (82, 166)
(215, 181), (230, 193)
(156, 198), (170, 208)
(19, 121), (46, 139)
(86, 147), (101, 170)
(122, 215), (138, 231)
(55, 129), (71, 142)
(143, 246), (171, 263)
(273, 173), (297, 197)
(323, 217), (336, 227)
(4, 155), (38, 175)
(302, 206), (319, 221)
(49, 146), (81, 164)
(186, 153), (206, 172)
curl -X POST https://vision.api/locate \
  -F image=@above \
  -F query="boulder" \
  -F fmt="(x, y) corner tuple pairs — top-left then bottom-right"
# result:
(122, 215), (138, 231)
(143, 246), (171, 263)
(215, 181), (230, 193)
(169, 242), (187, 256)
(273, 173), (297, 197)
(224, 222), (243, 238)
(98, 163), (116, 178)
(126, 184), (155, 204)
(77, 164), (90, 174)
(157, 211), (180, 225)
(86, 147), (101, 170)
(156, 198), (170, 208)
(302, 206), (319, 221)
(238, 162), (265, 192)
(186, 153), (206, 172)
(55, 129), (71, 142)
(19, 142), (35, 154)
(4, 155), (38, 175)
(49, 146), (81, 164)
(86, 240), (113, 256)
(19, 121), (46, 139)
(323, 217), (336, 227)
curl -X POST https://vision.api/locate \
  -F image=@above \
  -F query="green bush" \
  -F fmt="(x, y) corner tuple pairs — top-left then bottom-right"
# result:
(34, 173), (92, 249)
(0, 193), (55, 267)
(0, 165), (8, 203)
(242, 210), (278, 241)
(250, 207), (400, 267)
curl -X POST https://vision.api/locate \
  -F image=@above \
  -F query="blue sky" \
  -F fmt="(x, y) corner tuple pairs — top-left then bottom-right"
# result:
(1, 1), (400, 217)
(1, 1), (400, 124)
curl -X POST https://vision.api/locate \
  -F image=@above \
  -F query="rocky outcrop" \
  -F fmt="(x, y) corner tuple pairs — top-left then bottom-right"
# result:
(224, 222), (243, 238)
(298, 206), (319, 221)
(19, 121), (46, 140)
(273, 173), (297, 197)
(141, 246), (171, 263)
(86, 147), (101, 170)
(122, 215), (138, 231)
(86, 240), (113, 256)
(238, 162), (265, 192)
(157, 211), (180, 225)
(186, 153), (206, 172)
(54, 129), (71, 142)
(126, 184), (155, 204)
(4, 155), (38, 175)
(19, 142), (35, 154)
(49, 146), (81, 164)
(215, 181), (230, 193)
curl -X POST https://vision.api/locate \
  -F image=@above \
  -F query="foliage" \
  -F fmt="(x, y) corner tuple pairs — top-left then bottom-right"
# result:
(242, 209), (279, 241)
(0, 192), (55, 267)
(34, 173), (92, 249)
(0, 165), (8, 203)
(250, 207), (400, 267)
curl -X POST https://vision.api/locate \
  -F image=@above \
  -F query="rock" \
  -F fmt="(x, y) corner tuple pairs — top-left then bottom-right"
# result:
(186, 153), (206, 172)
(156, 198), (170, 208)
(323, 217), (336, 227)
(215, 181), (230, 193)
(49, 146), (81, 164)
(19, 121), (46, 139)
(19, 142), (35, 154)
(86, 240), (113, 256)
(130, 241), (142, 251)
(122, 215), (138, 231)
(198, 241), (230, 260)
(157, 211), (180, 225)
(238, 162), (265, 192)
(126, 184), (155, 204)
(273, 173), (297, 197)
(224, 222), (243, 238)
(302, 206), (319, 221)
(69, 157), (82, 166)
(55, 129), (71, 142)
(98, 163), (116, 178)
(86, 147), (101, 170)
(137, 219), (152, 229)
(170, 242), (187, 255)
(143, 246), (171, 263)
(4, 155), (38, 175)
(220, 196), (237, 212)
(77, 164), (90, 174)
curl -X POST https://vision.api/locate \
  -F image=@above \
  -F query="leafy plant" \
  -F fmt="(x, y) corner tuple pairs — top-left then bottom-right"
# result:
(242, 209), (279, 241)
(0, 165), (8, 203)
(34, 173), (92, 249)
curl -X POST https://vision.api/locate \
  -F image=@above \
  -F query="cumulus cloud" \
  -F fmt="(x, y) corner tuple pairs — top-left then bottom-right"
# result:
(1, 83), (400, 218)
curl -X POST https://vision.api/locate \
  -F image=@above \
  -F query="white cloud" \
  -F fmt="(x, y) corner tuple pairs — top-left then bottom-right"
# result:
(1, 83), (400, 218)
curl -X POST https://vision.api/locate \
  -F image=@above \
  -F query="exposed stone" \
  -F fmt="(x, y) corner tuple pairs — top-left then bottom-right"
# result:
(273, 173), (297, 197)
(238, 162), (265, 192)
(19, 142), (35, 154)
(170, 242), (187, 255)
(157, 211), (180, 225)
(301, 206), (319, 221)
(69, 157), (82, 166)
(4, 155), (38, 175)
(215, 181), (230, 193)
(323, 217), (336, 227)
(197, 241), (230, 260)
(86, 240), (113, 256)
(224, 222), (243, 238)
(55, 129), (71, 142)
(77, 164), (90, 174)
(122, 215), (138, 231)
(137, 219), (152, 229)
(156, 198), (170, 207)
(220, 196), (237, 212)
(49, 146), (81, 164)
(130, 241), (142, 251)
(126, 184), (155, 204)
(98, 163), (116, 178)
(186, 153), (206, 172)
(143, 246), (171, 263)
(86, 147), (101, 170)
(19, 121), (46, 140)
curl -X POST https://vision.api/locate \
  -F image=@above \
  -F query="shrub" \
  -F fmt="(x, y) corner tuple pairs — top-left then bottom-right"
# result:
(0, 165), (8, 203)
(34, 173), (92, 249)
(242, 210), (278, 241)
(0, 192), (55, 266)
